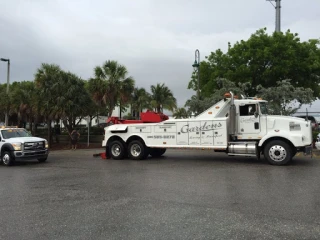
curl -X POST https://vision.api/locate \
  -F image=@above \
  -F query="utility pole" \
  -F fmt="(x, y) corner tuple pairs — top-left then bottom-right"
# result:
(192, 49), (200, 100)
(267, 0), (281, 32)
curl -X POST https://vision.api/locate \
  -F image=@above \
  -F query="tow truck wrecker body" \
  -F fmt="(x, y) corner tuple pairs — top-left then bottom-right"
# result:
(102, 92), (312, 165)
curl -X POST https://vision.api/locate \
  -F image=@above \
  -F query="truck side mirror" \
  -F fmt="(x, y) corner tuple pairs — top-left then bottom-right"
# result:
(254, 112), (259, 118)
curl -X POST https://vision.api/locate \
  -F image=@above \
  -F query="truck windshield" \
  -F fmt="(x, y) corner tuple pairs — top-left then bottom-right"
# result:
(259, 102), (268, 114)
(1, 129), (33, 139)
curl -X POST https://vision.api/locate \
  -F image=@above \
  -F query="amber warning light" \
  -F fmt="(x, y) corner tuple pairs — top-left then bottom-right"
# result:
(224, 93), (231, 98)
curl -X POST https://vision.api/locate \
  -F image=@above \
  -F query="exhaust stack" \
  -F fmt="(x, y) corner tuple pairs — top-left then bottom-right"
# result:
(229, 91), (236, 138)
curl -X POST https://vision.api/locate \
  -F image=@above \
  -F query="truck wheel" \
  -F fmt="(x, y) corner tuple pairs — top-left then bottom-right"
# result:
(109, 141), (126, 160)
(128, 140), (149, 160)
(149, 148), (166, 157)
(38, 157), (47, 163)
(264, 140), (292, 165)
(2, 151), (15, 166)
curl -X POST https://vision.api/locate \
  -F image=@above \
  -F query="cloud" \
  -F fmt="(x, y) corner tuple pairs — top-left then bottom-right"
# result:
(0, 0), (319, 108)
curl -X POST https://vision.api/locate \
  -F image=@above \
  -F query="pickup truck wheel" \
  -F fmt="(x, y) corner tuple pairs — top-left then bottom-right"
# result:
(109, 141), (126, 160)
(150, 148), (166, 157)
(128, 140), (149, 160)
(38, 157), (47, 163)
(2, 151), (15, 166)
(264, 140), (292, 165)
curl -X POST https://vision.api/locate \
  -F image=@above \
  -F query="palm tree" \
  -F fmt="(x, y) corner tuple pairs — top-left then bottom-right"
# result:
(87, 77), (108, 109)
(150, 83), (177, 112)
(131, 87), (151, 119)
(0, 84), (10, 124)
(119, 77), (135, 118)
(173, 108), (189, 119)
(10, 81), (39, 130)
(94, 60), (135, 117)
(86, 79), (107, 125)
(35, 63), (62, 146)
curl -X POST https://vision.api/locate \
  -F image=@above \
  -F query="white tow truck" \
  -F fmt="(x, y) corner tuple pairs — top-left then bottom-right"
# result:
(102, 92), (313, 165)
(0, 126), (49, 166)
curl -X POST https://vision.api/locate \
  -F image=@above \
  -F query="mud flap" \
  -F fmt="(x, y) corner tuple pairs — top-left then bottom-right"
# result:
(304, 145), (313, 158)
(92, 146), (110, 160)
(105, 146), (110, 159)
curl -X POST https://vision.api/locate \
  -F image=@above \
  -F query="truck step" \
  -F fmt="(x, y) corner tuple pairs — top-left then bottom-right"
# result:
(228, 153), (256, 157)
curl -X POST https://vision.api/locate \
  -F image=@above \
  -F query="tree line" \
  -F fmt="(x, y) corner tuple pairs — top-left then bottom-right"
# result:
(185, 28), (320, 115)
(0, 60), (177, 146)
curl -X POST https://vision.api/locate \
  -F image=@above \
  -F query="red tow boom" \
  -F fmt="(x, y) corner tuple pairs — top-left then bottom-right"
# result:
(106, 110), (168, 125)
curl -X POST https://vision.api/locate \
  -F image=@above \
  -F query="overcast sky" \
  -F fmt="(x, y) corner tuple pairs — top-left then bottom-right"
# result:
(1, 0), (320, 108)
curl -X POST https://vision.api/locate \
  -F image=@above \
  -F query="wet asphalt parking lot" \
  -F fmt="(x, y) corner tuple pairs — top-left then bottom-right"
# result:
(0, 149), (320, 240)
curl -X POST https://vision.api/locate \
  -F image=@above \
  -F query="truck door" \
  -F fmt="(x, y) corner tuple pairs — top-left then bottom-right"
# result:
(238, 103), (260, 134)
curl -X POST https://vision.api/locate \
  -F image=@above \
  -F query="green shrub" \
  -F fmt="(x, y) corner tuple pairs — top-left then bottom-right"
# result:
(313, 130), (319, 141)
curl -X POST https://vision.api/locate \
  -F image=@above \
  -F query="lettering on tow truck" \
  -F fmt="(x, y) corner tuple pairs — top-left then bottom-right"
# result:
(153, 135), (175, 139)
(240, 117), (256, 123)
(181, 122), (223, 133)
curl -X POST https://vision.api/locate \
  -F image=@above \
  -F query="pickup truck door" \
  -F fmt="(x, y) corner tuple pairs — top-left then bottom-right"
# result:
(238, 103), (261, 134)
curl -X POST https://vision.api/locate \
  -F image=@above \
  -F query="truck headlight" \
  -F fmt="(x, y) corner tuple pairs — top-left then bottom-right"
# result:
(12, 143), (22, 151)
(45, 140), (48, 149)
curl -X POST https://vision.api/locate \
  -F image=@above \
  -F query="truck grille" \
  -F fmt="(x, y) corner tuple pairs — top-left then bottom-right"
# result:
(24, 141), (45, 150)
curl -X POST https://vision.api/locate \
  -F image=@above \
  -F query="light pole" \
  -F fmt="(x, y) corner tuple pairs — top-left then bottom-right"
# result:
(266, 0), (281, 32)
(192, 49), (200, 100)
(1, 58), (10, 126)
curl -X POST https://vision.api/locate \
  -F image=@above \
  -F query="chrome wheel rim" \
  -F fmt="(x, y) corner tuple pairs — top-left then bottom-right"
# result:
(111, 144), (121, 157)
(131, 144), (141, 157)
(269, 145), (287, 162)
(2, 154), (10, 165)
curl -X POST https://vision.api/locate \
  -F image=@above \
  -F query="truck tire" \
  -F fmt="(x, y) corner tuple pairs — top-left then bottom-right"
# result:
(38, 157), (48, 163)
(128, 140), (149, 160)
(149, 148), (166, 157)
(264, 140), (293, 165)
(108, 141), (126, 160)
(1, 151), (15, 166)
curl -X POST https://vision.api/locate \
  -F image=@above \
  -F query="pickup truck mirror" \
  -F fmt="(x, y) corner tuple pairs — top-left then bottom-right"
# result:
(254, 112), (259, 118)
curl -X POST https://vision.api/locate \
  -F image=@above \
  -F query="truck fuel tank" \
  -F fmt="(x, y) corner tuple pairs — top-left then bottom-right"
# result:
(228, 142), (256, 155)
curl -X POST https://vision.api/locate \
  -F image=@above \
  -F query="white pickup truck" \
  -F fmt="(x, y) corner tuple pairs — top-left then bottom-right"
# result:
(102, 92), (313, 165)
(0, 127), (49, 166)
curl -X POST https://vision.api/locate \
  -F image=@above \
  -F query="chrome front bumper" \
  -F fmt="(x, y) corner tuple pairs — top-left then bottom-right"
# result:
(13, 149), (49, 160)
